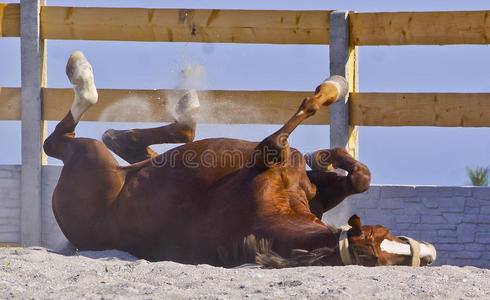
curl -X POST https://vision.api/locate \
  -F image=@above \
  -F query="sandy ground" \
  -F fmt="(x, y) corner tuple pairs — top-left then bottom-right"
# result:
(0, 247), (488, 299)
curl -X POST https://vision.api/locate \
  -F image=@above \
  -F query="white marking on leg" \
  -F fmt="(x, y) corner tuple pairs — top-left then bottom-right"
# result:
(380, 239), (411, 255)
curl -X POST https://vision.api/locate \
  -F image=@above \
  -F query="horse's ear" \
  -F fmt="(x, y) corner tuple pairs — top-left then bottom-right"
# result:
(348, 214), (362, 235)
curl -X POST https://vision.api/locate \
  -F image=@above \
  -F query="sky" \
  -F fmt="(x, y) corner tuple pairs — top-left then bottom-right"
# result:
(1, 0), (489, 186)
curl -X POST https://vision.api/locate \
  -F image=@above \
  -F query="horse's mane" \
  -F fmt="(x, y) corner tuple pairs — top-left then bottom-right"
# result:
(216, 234), (272, 267)
(256, 246), (338, 268)
(216, 226), (339, 268)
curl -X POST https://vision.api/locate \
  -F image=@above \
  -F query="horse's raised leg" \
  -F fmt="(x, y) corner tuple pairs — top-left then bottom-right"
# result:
(43, 51), (98, 161)
(102, 91), (200, 164)
(305, 148), (371, 219)
(43, 51), (126, 249)
(249, 76), (348, 169)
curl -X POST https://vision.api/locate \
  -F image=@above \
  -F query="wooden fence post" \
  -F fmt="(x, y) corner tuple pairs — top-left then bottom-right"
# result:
(329, 11), (359, 160)
(20, 0), (46, 246)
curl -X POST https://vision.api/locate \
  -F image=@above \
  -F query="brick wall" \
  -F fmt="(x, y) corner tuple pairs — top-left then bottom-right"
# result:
(324, 185), (490, 268)
(0, 165), (20, 244)
(1, 165), (489, 267)
(41, 166), (68, 250)
(0, 165), (69, 248)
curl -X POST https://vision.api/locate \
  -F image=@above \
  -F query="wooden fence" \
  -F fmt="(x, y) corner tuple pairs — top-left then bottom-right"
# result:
(0, 2), (489, 246)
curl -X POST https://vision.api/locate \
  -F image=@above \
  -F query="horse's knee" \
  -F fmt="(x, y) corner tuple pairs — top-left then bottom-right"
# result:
(298, 96), (321, 117)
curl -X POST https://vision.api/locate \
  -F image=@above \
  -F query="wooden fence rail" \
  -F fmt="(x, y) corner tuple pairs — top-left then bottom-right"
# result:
(2, 4), (490, 45)
(1, 88), (489, 126)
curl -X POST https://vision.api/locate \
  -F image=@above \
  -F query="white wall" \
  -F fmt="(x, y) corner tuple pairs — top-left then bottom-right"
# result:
(1, 165), (489, 267)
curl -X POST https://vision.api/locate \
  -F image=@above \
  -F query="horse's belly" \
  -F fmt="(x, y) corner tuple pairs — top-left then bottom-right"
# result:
(115, 165), (256, 259)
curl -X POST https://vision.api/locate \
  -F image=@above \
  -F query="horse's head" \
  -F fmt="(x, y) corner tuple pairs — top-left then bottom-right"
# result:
(341, 215), (437, 266)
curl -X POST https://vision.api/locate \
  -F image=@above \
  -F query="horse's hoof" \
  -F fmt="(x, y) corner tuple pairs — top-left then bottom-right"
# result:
(304, 150), (334, 172)
(175, 90), (200, 125)
(66, 51), (98, 123)
(102, 129), (154, 164)
(323, 75), (349, 101)
(102, 129), (133, 155)
(66, 51), (95, 87)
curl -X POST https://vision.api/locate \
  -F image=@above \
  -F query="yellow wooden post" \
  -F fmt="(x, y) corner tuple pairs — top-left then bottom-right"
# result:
(329, 11), (359, 160)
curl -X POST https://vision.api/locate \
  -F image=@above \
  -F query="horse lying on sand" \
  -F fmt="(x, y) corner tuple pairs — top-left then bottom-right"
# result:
(43, 51), (436, 267)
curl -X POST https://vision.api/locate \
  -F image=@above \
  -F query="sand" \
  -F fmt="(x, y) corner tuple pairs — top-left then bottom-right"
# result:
(0, 247), (488, 299)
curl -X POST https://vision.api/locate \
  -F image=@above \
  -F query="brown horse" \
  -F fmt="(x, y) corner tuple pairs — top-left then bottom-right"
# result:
(43, 51), (436, 267)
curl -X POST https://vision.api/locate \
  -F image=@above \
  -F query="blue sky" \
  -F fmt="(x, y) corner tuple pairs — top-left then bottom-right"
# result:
(1, 0), (489, 185)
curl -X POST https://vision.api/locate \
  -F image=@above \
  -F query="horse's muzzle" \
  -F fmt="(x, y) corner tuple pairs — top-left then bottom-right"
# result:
(420, 241), (437, 266)
(397, 236), (437, 266)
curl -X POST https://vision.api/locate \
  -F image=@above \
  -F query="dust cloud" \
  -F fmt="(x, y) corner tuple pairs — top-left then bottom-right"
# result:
(97, 96), (160, 122)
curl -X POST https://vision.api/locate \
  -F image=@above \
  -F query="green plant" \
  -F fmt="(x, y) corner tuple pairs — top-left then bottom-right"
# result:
(466, 166), (489, 186)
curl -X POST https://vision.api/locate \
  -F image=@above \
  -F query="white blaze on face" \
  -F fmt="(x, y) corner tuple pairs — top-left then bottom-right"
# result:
(380, 239), (437, 261)
(380, 239), (411, 255)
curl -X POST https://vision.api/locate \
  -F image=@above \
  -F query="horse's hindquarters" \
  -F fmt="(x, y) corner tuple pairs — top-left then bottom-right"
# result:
(51, 139), (127, 250)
